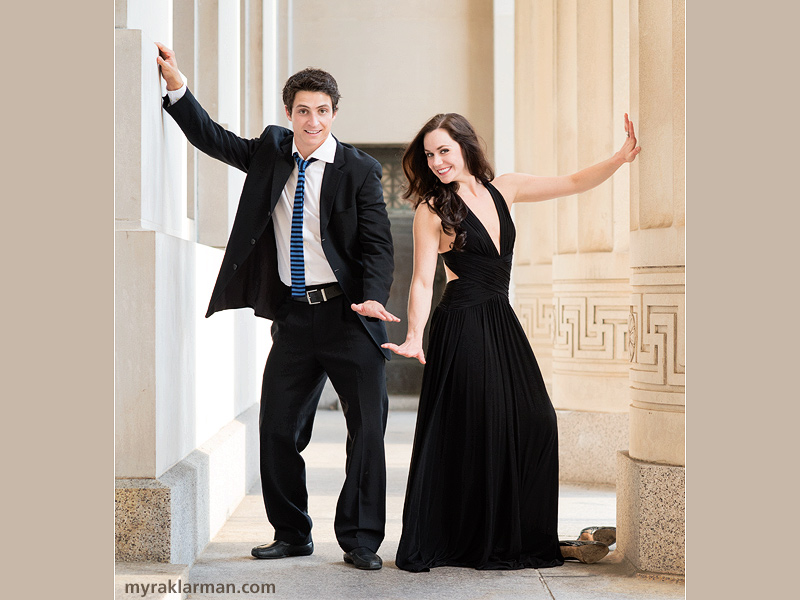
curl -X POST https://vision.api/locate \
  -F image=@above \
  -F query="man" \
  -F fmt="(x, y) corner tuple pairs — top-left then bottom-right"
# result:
(156, 43), (397, 570)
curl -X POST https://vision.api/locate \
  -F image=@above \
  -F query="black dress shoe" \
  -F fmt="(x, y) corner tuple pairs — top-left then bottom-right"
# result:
(251, 540), (314, 559)
(343, 547), (382, 570)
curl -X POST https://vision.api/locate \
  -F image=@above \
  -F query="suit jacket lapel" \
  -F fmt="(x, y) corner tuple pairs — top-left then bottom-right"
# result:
(270, 136), (295, 211)
(319, 139), (345, 234)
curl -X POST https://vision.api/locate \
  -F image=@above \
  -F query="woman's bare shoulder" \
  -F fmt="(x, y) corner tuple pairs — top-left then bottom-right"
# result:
(491, 174), (518, 205)
(414, 200), (442, 223)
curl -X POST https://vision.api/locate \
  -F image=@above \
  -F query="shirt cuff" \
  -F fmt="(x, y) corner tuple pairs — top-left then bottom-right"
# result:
(165, 84), (187, 105)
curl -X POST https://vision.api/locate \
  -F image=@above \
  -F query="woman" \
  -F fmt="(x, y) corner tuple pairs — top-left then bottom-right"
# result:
(383, 113), (640, 572)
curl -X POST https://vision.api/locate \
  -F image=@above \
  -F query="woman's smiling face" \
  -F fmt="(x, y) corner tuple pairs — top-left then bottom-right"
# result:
(423, 128), (467, 184)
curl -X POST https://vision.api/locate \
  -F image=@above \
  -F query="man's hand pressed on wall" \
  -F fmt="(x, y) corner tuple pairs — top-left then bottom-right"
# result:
(155, 42), (183, 91)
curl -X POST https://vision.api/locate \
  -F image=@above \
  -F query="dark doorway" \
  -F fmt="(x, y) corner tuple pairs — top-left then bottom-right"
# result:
(358, 145), (447, 397)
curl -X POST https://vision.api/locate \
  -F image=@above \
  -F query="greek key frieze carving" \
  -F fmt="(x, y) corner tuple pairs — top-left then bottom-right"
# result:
(552, 295), (630, 361)
(629, 292), (686, 387)
(514, 294), (555, 345)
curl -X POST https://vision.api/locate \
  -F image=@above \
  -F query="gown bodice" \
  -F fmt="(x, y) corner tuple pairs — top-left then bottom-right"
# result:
(440, 182), (516, 308)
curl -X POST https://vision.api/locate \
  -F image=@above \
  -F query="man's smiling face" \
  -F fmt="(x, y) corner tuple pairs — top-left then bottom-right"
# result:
(285, 91), (337, 157)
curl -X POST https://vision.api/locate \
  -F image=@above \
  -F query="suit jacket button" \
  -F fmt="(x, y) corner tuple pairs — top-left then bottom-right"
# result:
(250, 238), (256, 245)
(232, 264), (238, 270)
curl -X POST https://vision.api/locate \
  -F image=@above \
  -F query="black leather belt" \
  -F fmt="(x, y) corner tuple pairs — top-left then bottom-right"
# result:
(291, 283), (344, 304)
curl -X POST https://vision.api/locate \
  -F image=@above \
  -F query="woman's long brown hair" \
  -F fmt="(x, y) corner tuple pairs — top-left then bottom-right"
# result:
(402, 113), (494, 251)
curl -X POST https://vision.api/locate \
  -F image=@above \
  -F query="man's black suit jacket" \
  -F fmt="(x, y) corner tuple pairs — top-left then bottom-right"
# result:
(164, 89), (394, 359)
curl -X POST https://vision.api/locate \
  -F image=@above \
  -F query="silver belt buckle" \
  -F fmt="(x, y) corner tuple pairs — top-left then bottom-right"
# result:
(305, 287), (327, 304)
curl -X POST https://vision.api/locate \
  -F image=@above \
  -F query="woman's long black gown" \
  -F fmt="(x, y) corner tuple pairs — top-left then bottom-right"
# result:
(395, 182), (564, 572)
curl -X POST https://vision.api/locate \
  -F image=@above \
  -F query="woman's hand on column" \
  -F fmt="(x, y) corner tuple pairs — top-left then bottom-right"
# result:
(618, 113), (642, 163)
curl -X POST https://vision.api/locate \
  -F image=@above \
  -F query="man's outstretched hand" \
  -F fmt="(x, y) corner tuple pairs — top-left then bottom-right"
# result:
(155, 42), (183, 91)
(351, 301), (400, 322)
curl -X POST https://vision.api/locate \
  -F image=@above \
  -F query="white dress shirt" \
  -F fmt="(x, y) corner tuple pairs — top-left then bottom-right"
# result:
(273, 136), (338, 287)
(166, 84), (338, 288)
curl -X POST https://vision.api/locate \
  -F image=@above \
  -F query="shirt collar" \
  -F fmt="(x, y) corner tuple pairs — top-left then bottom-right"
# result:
(292, 133), (337, 165)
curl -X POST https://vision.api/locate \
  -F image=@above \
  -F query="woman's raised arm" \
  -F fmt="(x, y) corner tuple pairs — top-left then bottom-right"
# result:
(494, 114), (641, 205)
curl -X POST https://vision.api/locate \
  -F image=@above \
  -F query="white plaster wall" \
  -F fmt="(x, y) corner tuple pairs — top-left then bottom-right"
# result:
(217, 0), (247, 240)
(117, 1), (192, 240)
(115, 230), (157, 478)
(191, 246), (270, 456)
(234, 312), (260, 417)
(218, 0), (242, 135)
(254, 318), (272, 399)
(194, 244), (236, 448)
(155, 232), (197, 476)
(116, 1), (268, 479)
(119, 219), (262, 479)
(124, 0), (173, 44)
(262, 0), (280, 126)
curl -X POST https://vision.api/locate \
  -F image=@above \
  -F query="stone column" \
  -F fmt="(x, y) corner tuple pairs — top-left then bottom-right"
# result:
(114, 0), (272, 565)
(617, 0), (685, 576)
(549, 0), (631, 484)
(196, 0), (230, 248)
(241, 0), (264, 136)
(174, 0), (198, 220)
(513, 0), (556, 397)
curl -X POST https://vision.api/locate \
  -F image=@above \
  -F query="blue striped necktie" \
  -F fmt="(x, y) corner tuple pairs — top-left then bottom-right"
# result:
(290, 153), (317, 298)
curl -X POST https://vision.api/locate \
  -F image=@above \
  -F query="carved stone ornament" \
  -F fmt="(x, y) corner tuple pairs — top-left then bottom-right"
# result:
(628, 307), (637, 363)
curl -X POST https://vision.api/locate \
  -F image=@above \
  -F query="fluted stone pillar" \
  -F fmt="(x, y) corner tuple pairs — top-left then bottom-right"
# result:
(513, 0), (556, 397)
(195, 0), (233, 248)
(549, 0), (631, 484)
(240, 0), (264, 135)
(617, 0), (685, 576)
(174, 0), (198, 219)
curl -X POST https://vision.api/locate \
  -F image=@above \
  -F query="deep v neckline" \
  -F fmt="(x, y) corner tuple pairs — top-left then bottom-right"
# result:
(462, 183), (502, 256)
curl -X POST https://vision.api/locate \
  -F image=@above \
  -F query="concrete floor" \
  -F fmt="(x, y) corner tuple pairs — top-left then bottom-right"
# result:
(117, 410), (685, 600)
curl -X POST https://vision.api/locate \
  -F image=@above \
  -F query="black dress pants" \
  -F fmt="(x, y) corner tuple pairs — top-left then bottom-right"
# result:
(258, 294), (388, 552)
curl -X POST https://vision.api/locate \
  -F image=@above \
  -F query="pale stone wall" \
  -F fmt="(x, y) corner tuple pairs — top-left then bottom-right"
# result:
(290, 0), (495, 155)
(513, 0), (632, 485)
(550, 0), (632, 485)
(514, 0), (685, 574)
(617, 0), (685, 575)
(115, 0), (268, 479)
(513, 0), (556, 397)
(115, 0), (272, 563)
(512, 0), (685, 575)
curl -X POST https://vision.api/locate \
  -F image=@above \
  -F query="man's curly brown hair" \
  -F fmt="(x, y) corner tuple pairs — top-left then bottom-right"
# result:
(282, 68), (341, 114)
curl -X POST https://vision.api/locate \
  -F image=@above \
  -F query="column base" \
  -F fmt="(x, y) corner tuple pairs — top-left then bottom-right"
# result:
(616, 450), (685, 575)
(556, 410), (628, 484)
(115, 404), (260, 564)
(115, 479), (172, 563)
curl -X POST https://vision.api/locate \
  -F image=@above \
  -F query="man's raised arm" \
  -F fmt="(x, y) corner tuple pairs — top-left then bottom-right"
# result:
(154, 42), (259, 173)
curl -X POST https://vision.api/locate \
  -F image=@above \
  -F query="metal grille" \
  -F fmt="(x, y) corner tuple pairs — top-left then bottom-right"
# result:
(357, 145), (412, 212)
